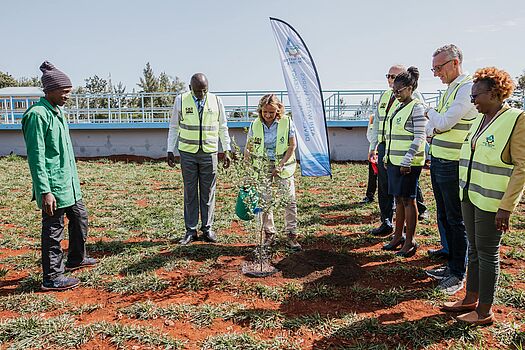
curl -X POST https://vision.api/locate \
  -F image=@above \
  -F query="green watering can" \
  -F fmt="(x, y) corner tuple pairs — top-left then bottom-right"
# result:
(235, 186), (259, 221)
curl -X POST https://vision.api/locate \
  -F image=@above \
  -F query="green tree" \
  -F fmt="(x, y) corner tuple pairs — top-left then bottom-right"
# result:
(0, 71), (17, 88)
(517, 70), (525, 92)
(511, 70), (525, 108)
(16, 76), (42, 87)
(137, 62), (159, 94)
(84, 75), (109, 108)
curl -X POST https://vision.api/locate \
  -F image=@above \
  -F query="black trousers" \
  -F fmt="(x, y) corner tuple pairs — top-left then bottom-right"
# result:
(365, 161), (377, 200)
(41, 200), (88, 281)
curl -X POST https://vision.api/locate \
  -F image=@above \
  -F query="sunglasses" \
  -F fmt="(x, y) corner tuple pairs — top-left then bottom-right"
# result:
(385, 74), (397, 79)
(431, 59), (455, 73)
(393, 86), (409, 94)
(470, 90), (491, 102)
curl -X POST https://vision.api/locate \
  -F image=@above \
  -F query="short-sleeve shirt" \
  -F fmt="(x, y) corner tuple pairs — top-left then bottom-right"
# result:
(247, 118), (296, 160)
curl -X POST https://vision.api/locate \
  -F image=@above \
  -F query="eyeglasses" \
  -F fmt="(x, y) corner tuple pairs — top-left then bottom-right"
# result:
(385, 74), (397, 80)
(393, 86), (408, 94)
(470, 90), (491, 101)
(431, 59), (455, 73)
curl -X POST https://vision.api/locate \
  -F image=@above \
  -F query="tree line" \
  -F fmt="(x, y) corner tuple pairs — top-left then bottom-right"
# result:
(0, 63), (187, 109)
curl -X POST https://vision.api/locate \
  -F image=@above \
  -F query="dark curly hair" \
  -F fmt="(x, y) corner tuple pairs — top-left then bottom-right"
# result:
(393, 66), (419, 91)
(473, 67), (515, 100)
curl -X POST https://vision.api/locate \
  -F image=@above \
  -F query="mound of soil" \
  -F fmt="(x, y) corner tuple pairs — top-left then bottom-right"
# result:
(275, 249), (362, 286)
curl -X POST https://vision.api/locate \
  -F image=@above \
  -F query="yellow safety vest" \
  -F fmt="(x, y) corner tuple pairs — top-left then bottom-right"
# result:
(385, 99), (425, 166)
(377, 89), (400, 144)
(431, 76), (478, 160)
(178, 92), (220, 153)
(458, 108), (524, 212)
(250, 116), (296, 178)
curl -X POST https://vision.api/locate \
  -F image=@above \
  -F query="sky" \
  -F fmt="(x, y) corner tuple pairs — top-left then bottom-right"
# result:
(2, 0), (524, 93)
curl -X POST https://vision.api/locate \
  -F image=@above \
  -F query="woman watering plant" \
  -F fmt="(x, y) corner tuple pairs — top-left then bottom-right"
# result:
(244, 94), (301, 251)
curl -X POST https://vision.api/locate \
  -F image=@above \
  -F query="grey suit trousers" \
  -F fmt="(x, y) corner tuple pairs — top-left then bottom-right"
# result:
(180, 150), (218, 234)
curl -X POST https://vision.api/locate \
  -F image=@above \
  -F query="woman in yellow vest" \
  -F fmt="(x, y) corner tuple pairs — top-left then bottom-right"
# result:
(244, 94), (301, 250)
(383, 67), (427, 257)
(442, 67), (525, 325)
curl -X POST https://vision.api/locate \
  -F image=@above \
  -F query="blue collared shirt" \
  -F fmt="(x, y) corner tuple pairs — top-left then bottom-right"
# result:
(247, 118), (296, 160)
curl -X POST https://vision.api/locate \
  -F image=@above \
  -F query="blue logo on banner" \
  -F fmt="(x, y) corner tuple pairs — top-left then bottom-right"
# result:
(285, 38), (301, 57)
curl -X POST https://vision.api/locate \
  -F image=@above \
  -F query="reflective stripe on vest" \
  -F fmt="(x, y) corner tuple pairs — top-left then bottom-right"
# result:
(250, 116), (296, 178)
(458, 108), (523, 212)
(377, 89), (399, 144)
(178, 92), (220, 153)
(385, 99), (425, 166)
(431, 75), (478, 160)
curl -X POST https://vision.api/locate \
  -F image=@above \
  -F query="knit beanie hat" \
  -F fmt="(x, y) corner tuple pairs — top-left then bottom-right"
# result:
(40, 61), (72, 92)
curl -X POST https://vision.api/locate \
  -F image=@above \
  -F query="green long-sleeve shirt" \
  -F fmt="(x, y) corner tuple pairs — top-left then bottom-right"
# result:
(21, 97), (82, 209)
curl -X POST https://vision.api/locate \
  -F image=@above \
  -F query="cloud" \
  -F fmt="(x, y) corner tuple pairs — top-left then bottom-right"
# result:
(466, 18), (522, 33)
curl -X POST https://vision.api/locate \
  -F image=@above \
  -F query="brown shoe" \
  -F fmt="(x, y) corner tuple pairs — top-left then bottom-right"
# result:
(442, 300), (477, 312)
(263, 232), (275, 247)
(287, 232), (302, 251)
(456, 310), (494, 325)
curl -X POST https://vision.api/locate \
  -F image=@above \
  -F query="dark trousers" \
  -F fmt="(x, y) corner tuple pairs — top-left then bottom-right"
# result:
(462, 194), (502, 304)
(42, 200), (88, 281)
(430, 156), (468, 279)
(416, 185), (427, 214)
(365, 162), (377, 200)
(180, 150), (218, 234)
(377, 142), (394, 226)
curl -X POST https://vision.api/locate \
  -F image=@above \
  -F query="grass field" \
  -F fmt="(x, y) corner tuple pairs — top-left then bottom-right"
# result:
(0, 155), (524, 349)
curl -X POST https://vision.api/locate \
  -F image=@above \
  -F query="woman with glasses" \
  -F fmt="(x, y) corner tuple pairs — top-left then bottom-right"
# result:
(383, 67), (427, 257)
(442, 67), (525, 325)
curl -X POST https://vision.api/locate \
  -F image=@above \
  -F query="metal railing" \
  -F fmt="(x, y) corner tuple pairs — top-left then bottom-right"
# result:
(2, 89), (523, 125)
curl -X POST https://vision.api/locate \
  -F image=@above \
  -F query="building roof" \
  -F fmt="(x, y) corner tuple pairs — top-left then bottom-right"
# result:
(0, 87), (44, 97)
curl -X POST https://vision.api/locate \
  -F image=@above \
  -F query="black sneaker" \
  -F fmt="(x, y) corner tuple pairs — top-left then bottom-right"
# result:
(41, 276), (80, 291)
(418, 210), (430, 221)
(426, 265), (450, 280)
(65, 257), (98, 272)
(359, 197), (374, 205)
(368, 223), (394, 236)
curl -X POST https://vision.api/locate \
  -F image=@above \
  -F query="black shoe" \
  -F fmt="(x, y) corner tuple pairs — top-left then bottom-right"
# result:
(65, 257), (98, 272)
(382, 237), (406, 251)
(202, 231), (217, 243)
(427, 248), (449, 259)
(179, 232), (197, 245)
(418, 210), (429, 221)
(395, 243), (418, 258)
(360, 197), (374, 204)
(368, 224), (394, 236)
(41, 276), (80, 291)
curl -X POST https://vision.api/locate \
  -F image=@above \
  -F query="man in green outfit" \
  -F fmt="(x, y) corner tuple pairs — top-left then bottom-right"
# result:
(22, 61), (96, 291)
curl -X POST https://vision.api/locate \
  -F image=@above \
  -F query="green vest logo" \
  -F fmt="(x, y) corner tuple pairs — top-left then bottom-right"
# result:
(482, 134), (495, 148)
(380, 102), (386, 108)
(396, 116), (402, 125)
(254, 137), (262, 145)
(280, 136), (285, 144)
(185, 107), (194, 114)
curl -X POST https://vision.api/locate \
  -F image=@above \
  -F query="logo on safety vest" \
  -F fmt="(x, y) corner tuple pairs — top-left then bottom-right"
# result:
(185, 107), (194, 114)
(254, 137), (262, 145)
(395, 116), (402, 125)
(380, 102), (386, 109)
(280, 136), (285, 144)
(482, 134), (495, 148)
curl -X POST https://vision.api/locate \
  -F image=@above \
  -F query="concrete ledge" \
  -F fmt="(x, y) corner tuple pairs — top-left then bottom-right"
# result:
(0, 121), (369, 161)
